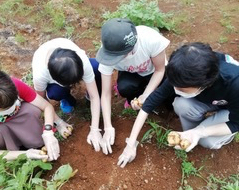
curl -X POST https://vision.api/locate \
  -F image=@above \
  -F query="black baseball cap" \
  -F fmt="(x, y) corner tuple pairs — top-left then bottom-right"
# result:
(96, 18), (138, 66)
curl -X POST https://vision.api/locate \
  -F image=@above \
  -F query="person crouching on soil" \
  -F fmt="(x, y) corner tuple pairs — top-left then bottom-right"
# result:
(96, 18), (170, 155)
(32, 38), (102, 152)
(0, 71), (72, 161)
(117, 42), (239, 168)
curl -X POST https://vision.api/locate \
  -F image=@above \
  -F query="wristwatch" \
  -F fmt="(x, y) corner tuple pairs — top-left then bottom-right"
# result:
(43, 124), (53, 131)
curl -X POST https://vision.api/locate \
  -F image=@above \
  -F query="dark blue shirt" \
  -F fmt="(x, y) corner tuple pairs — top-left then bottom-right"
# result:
(142, 53), (239, 133)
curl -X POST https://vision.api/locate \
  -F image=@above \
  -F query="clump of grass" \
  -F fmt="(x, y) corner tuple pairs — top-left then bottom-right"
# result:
(65, 26), (75, 38)
(175, 149), (206, 188)
(121, 108), (138, 117)
(15, 33), (26, 44)
(42, 1), (66, 32)
(141, 120), (170, 148)
(233, 132), (239, 143)
(219, 36), (228, 44)
(21, 70), (33, 86)
(220, 11), (235, 33)
(92, 40), (101, 51)
(206, 173), (239, 189)
(103, 0), (174, 31)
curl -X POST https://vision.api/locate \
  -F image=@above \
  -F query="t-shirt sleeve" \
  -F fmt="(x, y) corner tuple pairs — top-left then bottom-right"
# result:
(98, 64), (114, 75)
(139, 26), (170, 58)
(80, 53), (95, 83)
(142, 79), (174, 113)
(32, 54), (49, 91)
(12, 78), (37, 102)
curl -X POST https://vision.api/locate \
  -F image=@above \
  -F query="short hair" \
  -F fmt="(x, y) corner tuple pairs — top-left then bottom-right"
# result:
(166, 42), (219, 88)
(48, 48), (84, 86)
(0, 71), (18, 109)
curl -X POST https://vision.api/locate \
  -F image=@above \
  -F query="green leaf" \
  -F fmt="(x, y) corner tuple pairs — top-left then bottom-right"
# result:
(32, 178), (44, 185)
(53, 164), (73, 182)
(35, 185), (45, 190)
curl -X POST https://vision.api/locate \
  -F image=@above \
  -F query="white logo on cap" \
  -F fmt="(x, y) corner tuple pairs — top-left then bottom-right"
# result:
(124, 32), (137, 47)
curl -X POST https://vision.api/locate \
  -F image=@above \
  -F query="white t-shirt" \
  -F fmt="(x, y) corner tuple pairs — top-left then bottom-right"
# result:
(32, 38), (94, 91)
(98, 25), (170, 76)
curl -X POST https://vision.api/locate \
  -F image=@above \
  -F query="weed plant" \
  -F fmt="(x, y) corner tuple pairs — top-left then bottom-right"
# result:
(0, 152), (77, 189)
(121, 108), (138, 117)
(103, 0), (174, 31)
(175, 149), (206, 188)
(141, 120), (170, 148)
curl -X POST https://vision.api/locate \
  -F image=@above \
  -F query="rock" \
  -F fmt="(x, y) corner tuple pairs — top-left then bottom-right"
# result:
(144, 179), (148, 184)
(123, 184), (128, 189)
(80, 18), (89, 28)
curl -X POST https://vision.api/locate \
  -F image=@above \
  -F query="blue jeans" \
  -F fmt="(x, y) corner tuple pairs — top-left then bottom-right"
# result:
(46, 58), (101, 106)
(173, 97), (236, 149)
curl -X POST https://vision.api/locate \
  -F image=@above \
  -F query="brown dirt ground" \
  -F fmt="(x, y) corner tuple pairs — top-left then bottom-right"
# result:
(1, 0), (239, 189)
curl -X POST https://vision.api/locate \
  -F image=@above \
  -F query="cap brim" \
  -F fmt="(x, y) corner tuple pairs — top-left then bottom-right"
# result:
(96, 47), (126, 66)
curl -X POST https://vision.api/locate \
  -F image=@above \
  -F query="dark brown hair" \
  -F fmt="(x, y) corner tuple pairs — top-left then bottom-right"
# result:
(0, 71), (18, 109)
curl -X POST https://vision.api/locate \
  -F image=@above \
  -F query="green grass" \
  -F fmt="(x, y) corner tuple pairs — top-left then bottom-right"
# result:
(234, 132), (239, 143)
(220, 11), (235, 33)
(0, 0), (96, 38)
(21, 70), (33, 86)
(219, 36), (228, 44)
(65, 26), (75, 38)
(121, 108), (138, 117)
(15, 33), (26, 44)
(206, 173), (239, 190)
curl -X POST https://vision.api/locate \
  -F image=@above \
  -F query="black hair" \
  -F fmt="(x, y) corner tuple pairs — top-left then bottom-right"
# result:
(48, 48), (84, 86)
(0, 71), (18, 109)
(166, 42), (219, 88)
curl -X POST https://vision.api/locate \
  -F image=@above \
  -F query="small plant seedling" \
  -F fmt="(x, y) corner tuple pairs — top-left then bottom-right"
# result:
(141, 120), (171, 148)
(121, 108), (138, 117)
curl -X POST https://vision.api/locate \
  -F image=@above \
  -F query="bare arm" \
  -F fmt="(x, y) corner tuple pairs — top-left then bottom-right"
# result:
(0, 149), (48, 161)
(85, 80), (101, 128)
(142, 51), (166, 97)
(194, 123), (232, 137)
(127, 109), (149, 145)
(101, 74), (113, 129)
(36, 90), (46, 99)
(0, 150), (26, 161)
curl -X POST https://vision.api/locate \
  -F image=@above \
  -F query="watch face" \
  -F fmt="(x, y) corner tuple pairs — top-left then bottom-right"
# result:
(45, 124), (52, 130)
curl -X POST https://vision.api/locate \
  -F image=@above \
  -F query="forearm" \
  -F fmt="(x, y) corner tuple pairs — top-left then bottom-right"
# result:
(101, 93), (112, 128)
(0, 150), (26, 161)
(127, 109), (149, 144)
(143, 69), (165, 97)
(36, 90), (46, 99)
(90, 96), (101, 128)
(194, 123), (232, 138)
(43, 104), (55, 126)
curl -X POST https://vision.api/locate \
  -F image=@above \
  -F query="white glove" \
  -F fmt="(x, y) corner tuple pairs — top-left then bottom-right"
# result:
(42, 130), (60, 161)
(26, 149), (48, 160)
(131, 94), (146, 110)
(175, 126), (205, 152)
(101, 127), (115, 155)
(54, 119), (73, 139)
(87, 126), (103, 152)
(117, 138), (139, 168)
